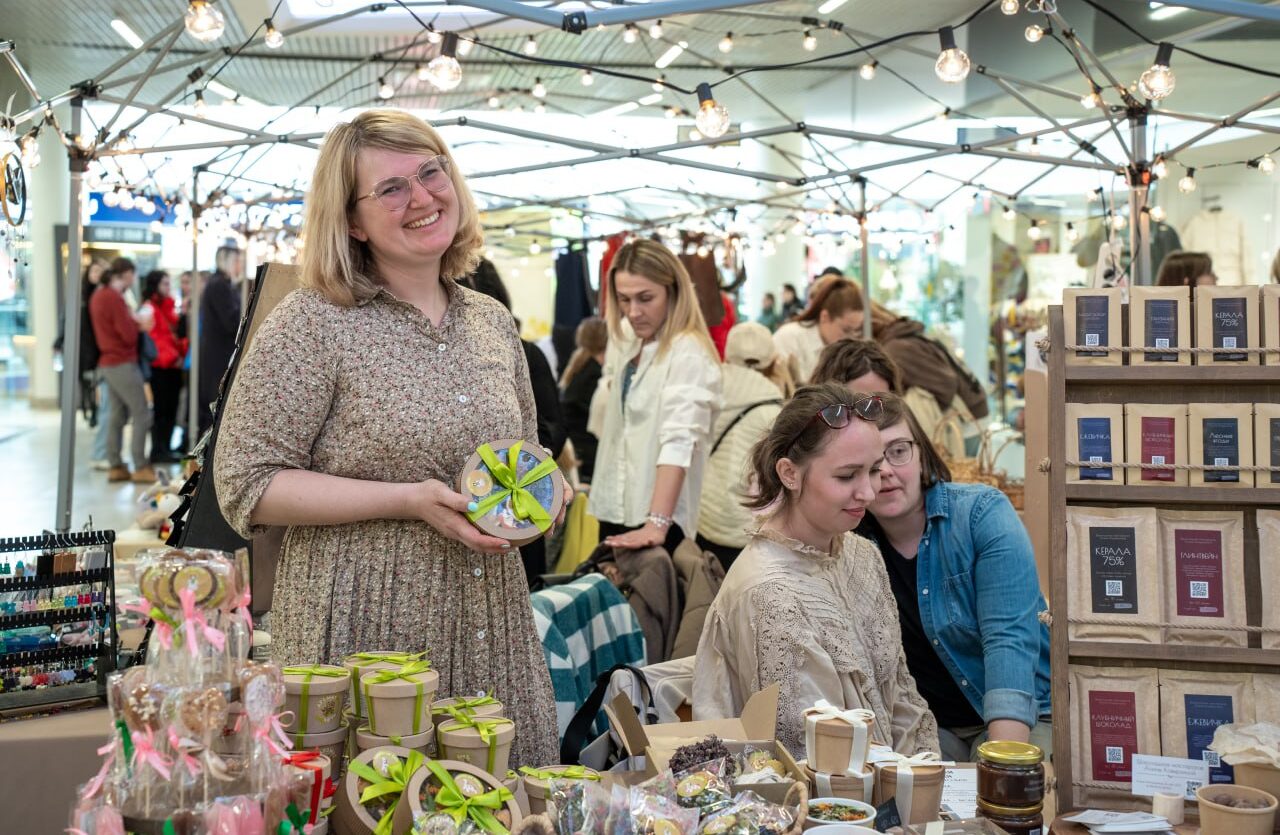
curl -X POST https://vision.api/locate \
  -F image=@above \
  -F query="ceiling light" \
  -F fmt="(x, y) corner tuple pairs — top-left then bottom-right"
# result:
(623, 24), (639, 44)
(649, 20), (664, 39)
(264, 18), (284, 49)
(694, 83), (730, 138)
(1179, 167), (1197, 193)
(639, 93), (663, 106)
(581, 69), (594, 86)
(427, 33), (463, 91)
(1149, 2), (1189, 21)
(859, 61), (877, 81)
(1152, 157), (1168, 178)
(1024, 24), (1043, 43)
(934, 26), (971, 84)
(488, 93), (501, 108)
(655, 41), (686, 69)
(653, 76), (666, 93)
(719, 33), (734, 53)
(378, 77), (395, 99)
(110, 19), (144, 48)
(532, 78), (546, 98)
(184, 0), (225, 42)
(1001, 0), (1020, 14)
(818, 0), (849, 12)
(1138, 42), (1176, 100)
(523, 36), (538, 56)
(598, 101), (639, 117)
(802, 30), (818, 52)
(1259, 154), (1276, 175)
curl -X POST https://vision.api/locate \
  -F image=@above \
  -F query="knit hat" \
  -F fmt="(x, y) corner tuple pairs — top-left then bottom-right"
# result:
(725, 321), (776, 368)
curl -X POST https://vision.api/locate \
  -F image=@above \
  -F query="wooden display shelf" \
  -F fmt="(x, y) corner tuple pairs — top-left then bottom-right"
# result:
(1069, 641), (1280, 668)
(1066, 484), (1280, 505)
(1064, 365), (1280, 383)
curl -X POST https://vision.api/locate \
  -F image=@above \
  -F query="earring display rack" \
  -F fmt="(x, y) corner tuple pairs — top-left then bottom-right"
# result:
(0, 530), (118, 713)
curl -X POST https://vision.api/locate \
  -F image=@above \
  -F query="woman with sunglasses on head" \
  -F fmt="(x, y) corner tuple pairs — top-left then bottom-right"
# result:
(694, 384), (939, 758)
(214, 110), (565, 767)
(592, 238), (722, 553)
(855, 394), (1051, 763)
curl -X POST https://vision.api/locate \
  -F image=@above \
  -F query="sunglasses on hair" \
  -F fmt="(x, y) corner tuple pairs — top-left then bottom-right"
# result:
(787, 395), (884, 451)
(354, 155), (452, 211)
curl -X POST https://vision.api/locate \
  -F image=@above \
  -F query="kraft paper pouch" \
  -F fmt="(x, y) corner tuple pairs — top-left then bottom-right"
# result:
(1195, 285), (1258, 365)
(1130, 286), (1191, 366)
(1189, 403), (1255, 488)
(1065, 288), (1123, 366)
(1067, 506), (1161, 643)
(1125, 404), (1188, 486)
(1158, 509), (1246, 647)
(1067, 403), (1125, 484)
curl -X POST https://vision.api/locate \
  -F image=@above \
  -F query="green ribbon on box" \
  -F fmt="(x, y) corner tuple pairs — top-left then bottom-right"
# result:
(518, 765), (600, 782)
(346, 651), (426, 720)
(440, 714), (514, 774)
(363, 660), (433, 736)
(283, 664), (349, 743)
(431, 692), (499, 717)
(277, 802), (310, 834)
(465, 442), (558, 533)
(426, 759), (514, 835)
(350, 750), (425, 835)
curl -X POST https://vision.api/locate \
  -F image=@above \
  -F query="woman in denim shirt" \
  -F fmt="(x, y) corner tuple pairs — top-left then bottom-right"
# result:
(856, 394), (1052, 762)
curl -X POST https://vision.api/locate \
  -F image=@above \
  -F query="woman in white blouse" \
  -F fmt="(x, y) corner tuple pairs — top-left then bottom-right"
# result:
(772, 278), (866, 381)
(694, 383), (939, 757)
(591, 239), (722, 552)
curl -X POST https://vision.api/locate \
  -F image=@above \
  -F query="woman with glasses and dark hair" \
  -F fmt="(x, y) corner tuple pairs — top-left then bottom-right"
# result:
(214, 109), (565, 768)
(856, 394), (1051, 762)
(693, 383), (939, 758)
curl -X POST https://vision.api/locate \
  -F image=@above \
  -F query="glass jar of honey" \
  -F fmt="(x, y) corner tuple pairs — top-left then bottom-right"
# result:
(976, 740), (1045, 809)
(977, 799), (1044, 835)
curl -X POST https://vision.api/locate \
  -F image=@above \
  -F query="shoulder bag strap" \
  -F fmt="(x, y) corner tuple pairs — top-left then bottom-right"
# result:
(711, 399), (782, 457)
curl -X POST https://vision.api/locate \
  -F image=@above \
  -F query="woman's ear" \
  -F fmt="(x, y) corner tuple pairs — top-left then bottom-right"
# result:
(348, 211), (369, 243)
(776, 457), (801, 493)
(817, 308), (830, 326)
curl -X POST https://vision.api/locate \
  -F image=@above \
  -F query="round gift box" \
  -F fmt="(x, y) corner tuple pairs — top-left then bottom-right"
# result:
(336, 745), (421, 835)
(457, 439), (565, 546)
(282, 665), (350, 737)
(807, 713), (875, 776)
(873, 764), (944, 825)
(803, 764), (873, 805)
(522, 765), (602, 816)
(437, 716), (517, 778)
(1196, 785), (1278, 835)
(360, 667), (440, 738)
(342, 651), (422, 721)
(431, 695), (506, 733)
(392, 758), (523, 835)
(285, 752), (334, 830)
(294, 725), (350, 780)
(355, 721), (435, 756)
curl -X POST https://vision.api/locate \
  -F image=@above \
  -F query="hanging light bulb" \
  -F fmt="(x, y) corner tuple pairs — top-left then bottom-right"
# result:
(935, 108), (951, 122)
(523, 36), (538, 56)
(1259, 154), (1276, 175)
(649, 19), (663, 39)
(694, 83), (730, 139)
(426, 27), (443, 45)
(802, 30), (818, 51)
(139, 199), (156, 216)
(119, 191), (136, 211)
(102, 189), (120, 208)
(623, 24), (639, 44)
(859, 61), (877, 81)
(719, 32), (734, 53)
(581, 69), (594, 86)
(377, 77), (395, 99)
(115, 134), (134, 152)
(1149, 205), (1167, 222)
(194, 90), (208, 117)
(653, 76), (666, 93)
(1024, 24), (1044, 43)
(149, 219), (163, 234)
(534, 102), (546, 115)
(1027, 222), (1042, 240)
(665, 106), (678, 119)
(1081, 90), (1100, 109)
(488, 93), (501, 108)
(532, 78), (546, 98)
(934, 26), (971, 84)
(529, 240), (542, 254)
(415, 63), (429, 81)
(1002, 205), (1017, 220)
(1111, 213), (1127, 231)
(184, 0), (225, 42)
(1066, 222), (1080, 243)
(426, 33), (463, 91)
(1179, 167), (1197, 194)
(264, 18), (284, 49)
(504, 226), (516, 237)
(1001, 0), (1020, 14)
(1151, 157), (1168, 179)
(1027, 136), (1041, 155)
(1138, 42), (1176, 100)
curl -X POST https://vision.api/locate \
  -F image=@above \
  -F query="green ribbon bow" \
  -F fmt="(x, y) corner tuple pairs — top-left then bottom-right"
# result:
(114, 718), (134, 774)
(277, 802), (310, 834)
(518, 765), (600, 782)
(283, 665), (350, 743)
(346, 651), (426, 720)
(426, 759), (514, 835)
(440, 714), (514, 774)
(465, 442), (558, 533)
(350, 750), (426, 835)
(363, 660), (433, 737)
(432, 693), (499, 717)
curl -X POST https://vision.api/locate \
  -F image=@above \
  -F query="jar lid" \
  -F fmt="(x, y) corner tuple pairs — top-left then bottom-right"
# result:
(977, 798), (1044, 817)
(976, 740), (1044, 766)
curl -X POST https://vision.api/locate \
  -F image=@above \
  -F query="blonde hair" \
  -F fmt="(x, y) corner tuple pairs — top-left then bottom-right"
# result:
(606, 238), (717, 360)
(301, 109), (484, 307)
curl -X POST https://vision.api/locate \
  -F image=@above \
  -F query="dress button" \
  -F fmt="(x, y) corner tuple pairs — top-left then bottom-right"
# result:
(476, 629), (486, 640)
(476, 689), (486, 698)
(459, 394), (470, 404)
(473, 567), (483, 578)
(438, 343), (447, 352)
(922, 588), (929, 596)
(961, 679), (969, 687)
(932, 639), (939, 646)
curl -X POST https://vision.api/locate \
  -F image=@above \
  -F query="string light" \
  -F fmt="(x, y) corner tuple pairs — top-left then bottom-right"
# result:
(623, 24), (639, 44)
(488, 93), (501, 108)
(694, 83), (730, 138)
(1138, 42), (1176, 100)
(1081, 90), (1101, 109)
(523, 36), (538, 56)
(1027, 136), (1041, 155)
(581, 69), (594, 86)
(1149, 205), (1167, 222)
(719, 32), (734, 53)
(1151, 157), (1168, 178)
(653, 76), (666, 93)
(860, 61), (877, 81)
(649, 19), (663, 39)
(194, 90), (207, 117)
(534, 102), (546, 115)
(529, 240), (542, 254)
(415, 63), (429, 81)
(184, 0), (225, 42)
(665, 106), (678, 119)
(504, 226), (516, 237)
(102, 189), (120, 208)
(115, 134), (134, 152)
(1259, 154), (1276, 175)
(1001, 0), (1021, 13)
(1066, 222), (1080, 243)
(935, 27), (971, 84)
(1024, 24), (1044, 43)
(1027, 222), (1043, 240)
(264, 18), (284, 49)
(532, 78), (546, 98)
(457, 37), (474, 57)
(1178, 167), (1197, 193)
(1002, 205), (1017, 220)
(426, 27), (443, 45)
(1111, 213), (1127, 231)
(802, 30), (818, 51)
(377, 77), (395, 99)
(935, 108), (951, 122)
(426, 33), (463, 91)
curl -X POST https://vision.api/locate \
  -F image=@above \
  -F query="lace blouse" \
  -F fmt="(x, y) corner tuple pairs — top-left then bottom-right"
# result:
(692, 526), (940, 757)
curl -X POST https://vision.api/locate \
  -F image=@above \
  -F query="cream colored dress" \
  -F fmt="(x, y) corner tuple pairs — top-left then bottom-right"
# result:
(693, 527), (940, 757)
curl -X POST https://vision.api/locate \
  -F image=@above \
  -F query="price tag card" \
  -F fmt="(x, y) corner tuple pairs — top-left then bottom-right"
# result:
(940, 766), (978, 820)
(1131, 754), (1210, 800)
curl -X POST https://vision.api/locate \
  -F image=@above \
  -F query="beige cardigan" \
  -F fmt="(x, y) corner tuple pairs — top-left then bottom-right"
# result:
(693, 527), (940, 757)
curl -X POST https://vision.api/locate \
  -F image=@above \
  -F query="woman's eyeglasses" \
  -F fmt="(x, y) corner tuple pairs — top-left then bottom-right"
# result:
(355, 155), (452, 211)
(787, 395), (883, 451)
(884, 439), (918, 467)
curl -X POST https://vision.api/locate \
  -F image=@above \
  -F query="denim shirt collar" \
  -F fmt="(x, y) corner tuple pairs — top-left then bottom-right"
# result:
(924, 479), (950, 523)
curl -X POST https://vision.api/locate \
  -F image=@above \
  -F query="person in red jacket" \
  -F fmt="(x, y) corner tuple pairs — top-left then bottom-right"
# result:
(139, 270), (188, 462)
(89, 262), (155, 482)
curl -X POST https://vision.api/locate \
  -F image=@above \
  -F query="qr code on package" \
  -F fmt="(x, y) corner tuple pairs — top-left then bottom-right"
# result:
(1106, 746), (1124, 764)
(1106, 580), (1123, 596)
(1191, 581), (1210, 599)
(1204, 752), (1221, 768)
(1185, 780), (1204, 800)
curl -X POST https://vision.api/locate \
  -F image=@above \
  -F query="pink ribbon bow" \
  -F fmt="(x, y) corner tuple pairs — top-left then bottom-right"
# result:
(177, 587), (227, 658)
(119, 601), (172, 649)
(167, 727), (203, 778)
(235, 585), (254, 634)
(131, 728), (173, 781)
(82, 741), (116, 800)
(254, 711), (295, 757)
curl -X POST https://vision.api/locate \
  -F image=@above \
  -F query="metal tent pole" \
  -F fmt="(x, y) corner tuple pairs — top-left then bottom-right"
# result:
(1129, 111), (1153, 286)
(858, 177), (872, 341)
(55, 97), (87, 532)
(188, 169), (202, 446)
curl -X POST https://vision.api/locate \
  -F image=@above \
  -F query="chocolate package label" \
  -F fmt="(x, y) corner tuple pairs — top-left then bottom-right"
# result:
(1076, 295), (1111, 357)
(1140, 417), (1177, 482)
(1213, 298), (1248, 362)
(1271, 418), (1280, 485)
(1174, 528), (1224, 618)
(1184, 693), (1235, 784)
(1078, 417), (1116, 480)
(1202, 418), (1241, 483)
(1144, 299), (1179, 362)
(1089, 690), (1139, 782)
(1090, 527), (1139, 614)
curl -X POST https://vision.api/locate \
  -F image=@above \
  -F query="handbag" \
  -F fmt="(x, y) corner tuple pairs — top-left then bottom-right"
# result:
(560, 663), (656, 769)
